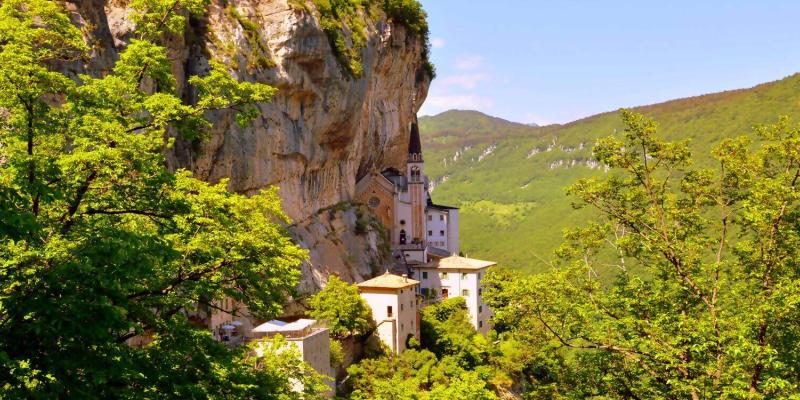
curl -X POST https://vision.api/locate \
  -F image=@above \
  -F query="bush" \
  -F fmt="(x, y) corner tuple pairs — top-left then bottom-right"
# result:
(329, 339), (344, 368)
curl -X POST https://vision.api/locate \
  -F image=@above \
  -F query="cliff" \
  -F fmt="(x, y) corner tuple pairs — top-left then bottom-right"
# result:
(65, 0), (430, 290)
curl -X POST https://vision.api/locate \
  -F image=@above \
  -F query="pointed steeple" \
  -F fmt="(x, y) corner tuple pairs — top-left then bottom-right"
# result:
(408, 122), (422, 157)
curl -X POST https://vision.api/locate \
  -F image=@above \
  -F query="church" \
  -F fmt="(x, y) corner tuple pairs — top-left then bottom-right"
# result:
(355, 121), (459, 265)
(355, 120), (497, 337)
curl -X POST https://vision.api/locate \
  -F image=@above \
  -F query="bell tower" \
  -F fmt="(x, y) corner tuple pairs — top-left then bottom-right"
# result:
(407, 122), (426, 244)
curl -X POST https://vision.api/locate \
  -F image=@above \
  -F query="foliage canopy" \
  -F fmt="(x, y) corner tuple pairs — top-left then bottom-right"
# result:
(484, 110), (800, 399)
(309, 275), (373, 339)
(0, 0), (317, 398)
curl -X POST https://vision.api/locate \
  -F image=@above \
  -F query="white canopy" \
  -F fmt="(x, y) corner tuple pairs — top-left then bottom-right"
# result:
(252, 318), (316, 333)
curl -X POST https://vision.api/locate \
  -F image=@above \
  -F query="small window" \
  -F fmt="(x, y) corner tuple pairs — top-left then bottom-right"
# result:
(440, 230), (445, 236)
(368, 196), (381, 208)
(400, 323), (404, 331)
(479, 320), (483, 328)
(479, 305), (483, 313)
(440, 215), (444, 221)
(400, 219), (406, 225)
(462, 273), (468, 280)
(478, 288), (483, 296)
(401, 303), (404, 311)
(462, 289), (469, 296)
(422, 271), (428, 279)
(428, 230), (433, 236)
(387, 306), (393, 318)
(428, 215), (432, 221)
(440, 272), (448, 279)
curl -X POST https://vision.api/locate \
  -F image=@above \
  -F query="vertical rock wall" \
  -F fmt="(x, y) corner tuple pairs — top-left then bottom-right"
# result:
(66, 0), (430, 289)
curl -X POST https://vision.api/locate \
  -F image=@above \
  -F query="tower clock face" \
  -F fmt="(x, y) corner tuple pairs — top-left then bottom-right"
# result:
(368, 196), (381, 208)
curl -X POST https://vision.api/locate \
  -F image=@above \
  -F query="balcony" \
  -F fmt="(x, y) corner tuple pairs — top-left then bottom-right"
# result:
(394, 243), (425, 251)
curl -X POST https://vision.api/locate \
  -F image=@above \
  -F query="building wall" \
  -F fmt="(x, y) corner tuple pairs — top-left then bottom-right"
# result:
(446, 210), (460, 255)
(360, 286), (419, 354)
(409, 183), (425, 243)
(355, 177), (396, 239)
(296, 329), (335, 396)
(397, 285), (420, 346)
(414, 267), (490, 334)
(403, 249), (427, 264)
(395, 200), (412, 246)
(425, 209), (449, 250)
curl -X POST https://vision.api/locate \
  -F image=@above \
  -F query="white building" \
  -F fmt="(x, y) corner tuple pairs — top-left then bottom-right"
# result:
(252, 318), (334, 396)
(355, 122), (460, 265)
(357, 271), (420, 354)
(354, 119), (497, 336)
(412, 255), (496, 335)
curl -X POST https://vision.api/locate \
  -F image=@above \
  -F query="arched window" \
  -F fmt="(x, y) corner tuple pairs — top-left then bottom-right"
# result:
(399, 230), (407, 245)
(410, 166), (420, 182)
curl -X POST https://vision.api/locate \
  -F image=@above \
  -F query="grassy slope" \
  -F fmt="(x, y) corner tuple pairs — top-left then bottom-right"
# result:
(420, 73), (800, 274)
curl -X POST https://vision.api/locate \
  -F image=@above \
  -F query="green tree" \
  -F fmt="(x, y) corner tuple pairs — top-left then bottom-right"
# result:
(344, 297), (500, 399)
(485, 110), (800, 399)
(420, 297), (484, 367)
(309, 275), (373, 339)
(0, 0), (313, 398)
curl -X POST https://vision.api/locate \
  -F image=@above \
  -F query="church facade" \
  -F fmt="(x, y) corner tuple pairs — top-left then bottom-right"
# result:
(355, 122), (459, 265)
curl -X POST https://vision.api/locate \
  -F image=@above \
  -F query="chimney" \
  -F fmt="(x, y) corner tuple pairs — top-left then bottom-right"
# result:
(402, 274), (408, 282)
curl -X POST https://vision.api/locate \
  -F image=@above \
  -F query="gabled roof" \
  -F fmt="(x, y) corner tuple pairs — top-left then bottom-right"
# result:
(357, 271), (419, 290)
(355, 172), (396, 195)
(420, 255), (496, 271)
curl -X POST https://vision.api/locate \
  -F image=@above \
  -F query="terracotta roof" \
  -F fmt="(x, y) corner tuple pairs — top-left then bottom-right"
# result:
(357, 271), (419, 290)
(421, 255), (496, 271)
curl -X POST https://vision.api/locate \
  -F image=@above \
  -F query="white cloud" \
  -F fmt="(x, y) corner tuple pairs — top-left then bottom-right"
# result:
(439, 73), (487, 89)
(420, 93), (493, 115)
(455, 55), (484, 71)
(431, 38), (446, 49)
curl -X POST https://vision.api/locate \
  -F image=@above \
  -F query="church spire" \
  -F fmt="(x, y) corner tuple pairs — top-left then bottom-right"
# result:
(408, 122), (422, 158)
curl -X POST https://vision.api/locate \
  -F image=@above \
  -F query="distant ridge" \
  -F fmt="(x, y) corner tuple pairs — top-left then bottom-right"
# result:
(419, 73), (800, 275)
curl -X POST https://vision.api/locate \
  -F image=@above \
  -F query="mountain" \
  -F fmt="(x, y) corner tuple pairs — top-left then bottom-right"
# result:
(420, 73), (800, 274)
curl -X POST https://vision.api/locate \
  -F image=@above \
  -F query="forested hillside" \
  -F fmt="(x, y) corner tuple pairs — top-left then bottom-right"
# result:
(420, 73), (800, 274)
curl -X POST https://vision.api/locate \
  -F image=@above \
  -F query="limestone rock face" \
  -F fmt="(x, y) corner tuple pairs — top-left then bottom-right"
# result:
(68, 0), (429, 288)
(291, 206), (390, 294)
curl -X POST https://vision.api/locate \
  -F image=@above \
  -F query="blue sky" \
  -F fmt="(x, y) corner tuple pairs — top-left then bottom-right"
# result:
(417, 1), (800, 125)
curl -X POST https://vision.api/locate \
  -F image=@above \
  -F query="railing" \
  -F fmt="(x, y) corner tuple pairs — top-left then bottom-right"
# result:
(394, 243), (425, 251)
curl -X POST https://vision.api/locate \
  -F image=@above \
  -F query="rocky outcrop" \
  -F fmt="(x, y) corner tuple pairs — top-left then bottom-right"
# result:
(291, 204), (391, 293)
(65, 0), (429, 289)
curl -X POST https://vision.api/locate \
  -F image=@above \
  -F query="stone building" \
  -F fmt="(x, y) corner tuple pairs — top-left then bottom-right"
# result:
(357, 271), (420, 354)
(355, 122), (460, 265)
(252, 318), (334, 396)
